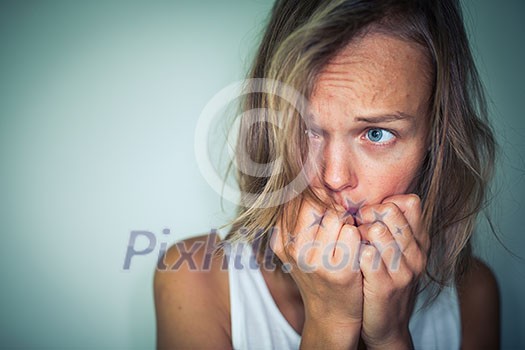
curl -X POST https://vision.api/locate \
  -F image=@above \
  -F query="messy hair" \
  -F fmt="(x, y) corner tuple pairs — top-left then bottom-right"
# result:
(223, 0), (496, 294)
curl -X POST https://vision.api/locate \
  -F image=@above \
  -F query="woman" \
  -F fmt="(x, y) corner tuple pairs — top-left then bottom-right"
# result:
(155, 0), (500, 348)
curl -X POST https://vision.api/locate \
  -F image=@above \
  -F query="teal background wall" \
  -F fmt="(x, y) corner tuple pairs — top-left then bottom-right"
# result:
(0, 0), (523, 348)
(463, 1), (525, 348)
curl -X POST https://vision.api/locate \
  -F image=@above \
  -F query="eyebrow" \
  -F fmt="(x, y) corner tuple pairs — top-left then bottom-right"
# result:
(354, 112), (416, 123)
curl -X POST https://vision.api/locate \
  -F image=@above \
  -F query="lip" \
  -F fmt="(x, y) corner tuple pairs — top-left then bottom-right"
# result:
(321, 192), (365, 216)
(341, 198), (365, 216)
(345, 206), (359, 216)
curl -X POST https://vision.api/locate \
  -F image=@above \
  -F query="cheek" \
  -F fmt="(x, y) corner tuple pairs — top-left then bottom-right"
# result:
(304, 143), (324, 187)
(306, 168), (324, 189)
(363, 167), (416, 196)
(360, 152), (422, 199)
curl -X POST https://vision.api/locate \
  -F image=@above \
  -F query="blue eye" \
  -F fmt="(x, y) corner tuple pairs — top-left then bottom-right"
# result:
(366, 128), (394, 143)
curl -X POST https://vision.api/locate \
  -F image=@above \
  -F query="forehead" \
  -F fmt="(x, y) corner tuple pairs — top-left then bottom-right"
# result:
(309, 33), (432, 122)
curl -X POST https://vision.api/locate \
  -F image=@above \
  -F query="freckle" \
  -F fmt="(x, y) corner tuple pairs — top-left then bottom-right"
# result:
(178, 305), (182, 310)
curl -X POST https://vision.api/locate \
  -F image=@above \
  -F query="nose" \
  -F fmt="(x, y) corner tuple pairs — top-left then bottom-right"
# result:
(321, 139), (357, 192)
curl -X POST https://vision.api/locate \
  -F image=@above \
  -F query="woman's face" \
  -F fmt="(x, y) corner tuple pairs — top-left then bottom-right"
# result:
(306, 32), (432, 213)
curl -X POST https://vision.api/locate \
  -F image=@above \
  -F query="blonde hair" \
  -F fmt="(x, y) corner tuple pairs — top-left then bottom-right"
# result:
(223, 0), (496, 294)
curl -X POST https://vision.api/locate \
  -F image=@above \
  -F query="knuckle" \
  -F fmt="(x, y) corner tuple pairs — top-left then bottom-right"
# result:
(270, 241), (283, 255)
(376, 203), (399, 223)
(384, 202), (396, 211)
(342, 224), (360, 241)
(413, 252), (427, 273)
(406, 194), (421, 208)
(382, 202), (397, 215)
(361, 245), (377, 261)
(356, 207), (368, 222)
(286, 243), (298, 259)
(399, 268), (415, 286)
(388, 203), (404, 220)
(269, 230), (281, 248)
(380, 284), (396, 299)
(369, 222), (388, 239)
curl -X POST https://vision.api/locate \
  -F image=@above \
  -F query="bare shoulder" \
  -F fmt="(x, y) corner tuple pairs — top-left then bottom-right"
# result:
(456, 257), (500, 349)
(153, 232), (231, 349)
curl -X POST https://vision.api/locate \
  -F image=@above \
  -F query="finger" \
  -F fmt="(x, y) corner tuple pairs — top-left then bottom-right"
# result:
(360, 202), (427, 275)
(362, 221), (403, 273)
(293, 199), (325, 246)
(285, 198), (325, 267)
(359, 243), (392, 286)
(340, 209), (356, 226)
(314, 210), (354, 272)
(358, 203), (417, 257)
(333, 224), (361, 272)
(296, 208), (342, 273)
(315, 209), (344, 257)
(382, 194), (427, 253)
(382, 194), (422, 231)
(388, 253), (417, 288)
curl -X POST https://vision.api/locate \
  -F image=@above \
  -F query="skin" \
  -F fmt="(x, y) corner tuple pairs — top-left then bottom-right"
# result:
(271, 33), (430, 349)
(304, 32), (431, 208)
(154, 33), (500, 349)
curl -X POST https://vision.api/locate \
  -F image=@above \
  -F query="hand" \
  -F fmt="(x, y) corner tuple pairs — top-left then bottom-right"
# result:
(356, 194), (429, 349)
(270, 198), (363, 345)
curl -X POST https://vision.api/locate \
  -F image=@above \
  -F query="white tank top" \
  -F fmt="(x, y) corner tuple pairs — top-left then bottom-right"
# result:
(227, 241), (461, 350)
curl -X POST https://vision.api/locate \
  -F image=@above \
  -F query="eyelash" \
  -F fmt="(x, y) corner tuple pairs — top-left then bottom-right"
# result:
(363, 127), (397, 146)
(305, 129), (322, 140)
